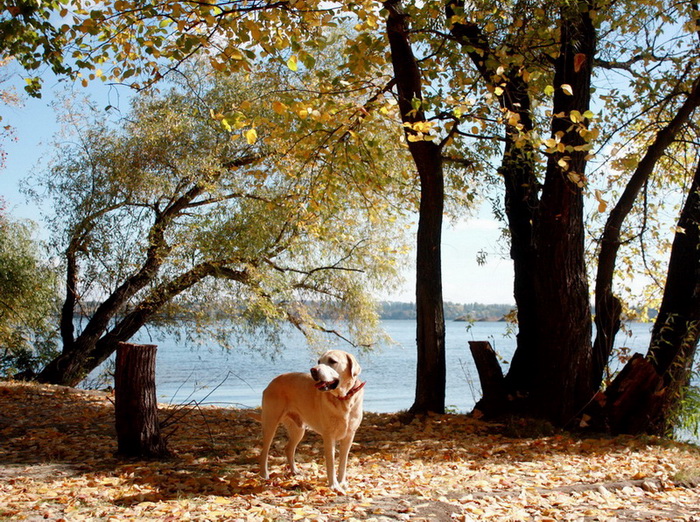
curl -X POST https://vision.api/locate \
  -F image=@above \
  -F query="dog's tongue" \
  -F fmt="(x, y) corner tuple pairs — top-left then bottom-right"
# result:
(315, 381), (329, 389)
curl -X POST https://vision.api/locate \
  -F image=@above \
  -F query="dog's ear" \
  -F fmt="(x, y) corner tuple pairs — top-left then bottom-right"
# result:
(347, 352), (361, 378)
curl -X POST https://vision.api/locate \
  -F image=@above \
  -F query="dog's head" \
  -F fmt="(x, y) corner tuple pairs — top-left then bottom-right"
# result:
(310, 350), (361, 396)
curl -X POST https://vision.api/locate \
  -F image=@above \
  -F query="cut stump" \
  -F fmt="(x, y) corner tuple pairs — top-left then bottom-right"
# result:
(469, 340), (507, 416)
(114, 342), (169, 458)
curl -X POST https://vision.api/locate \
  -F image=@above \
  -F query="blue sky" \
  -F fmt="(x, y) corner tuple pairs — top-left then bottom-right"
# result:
(0, 69), (516, 305)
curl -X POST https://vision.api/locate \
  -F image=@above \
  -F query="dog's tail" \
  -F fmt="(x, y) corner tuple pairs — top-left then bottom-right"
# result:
(247, 410), (262, 422)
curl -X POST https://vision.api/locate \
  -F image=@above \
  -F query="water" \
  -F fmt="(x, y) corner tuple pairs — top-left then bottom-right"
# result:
(86, 320), (654, 414)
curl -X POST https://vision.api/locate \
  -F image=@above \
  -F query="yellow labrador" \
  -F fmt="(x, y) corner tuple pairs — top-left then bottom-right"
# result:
(255, 349), (365, 492)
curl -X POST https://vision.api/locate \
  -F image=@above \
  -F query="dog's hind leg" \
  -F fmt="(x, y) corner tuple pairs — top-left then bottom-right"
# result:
(259, 408), (282, 480)
(282, 414), (305, 475)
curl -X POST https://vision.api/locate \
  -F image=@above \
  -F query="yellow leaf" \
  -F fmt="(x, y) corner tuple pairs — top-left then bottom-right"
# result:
(561, 84), (573, 95)
(272, 101), (287, 115)
(543, 138), (557, 149)
(568, 172), (584, 187)
(245, 128), (257, 144)
(594, 189), (608, 213)
(286, 55), (298, 71)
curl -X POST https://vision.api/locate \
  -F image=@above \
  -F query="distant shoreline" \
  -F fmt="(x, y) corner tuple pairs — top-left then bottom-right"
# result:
(379, 301), (513, 322)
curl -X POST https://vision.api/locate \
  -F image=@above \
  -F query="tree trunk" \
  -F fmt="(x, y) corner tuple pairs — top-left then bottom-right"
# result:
(447, 0), (540, 408)
(448, 1), (596, 424)
(596, 353), (666, 434)
(36, 260), (243, 387)
(601, 160), (700, 435)
(469, 341), (507, 415)
(385, 0), (446, 414)
(525, 3), (596, 424)
(593, 77), (700, 391)
(114, 342), (169, 458)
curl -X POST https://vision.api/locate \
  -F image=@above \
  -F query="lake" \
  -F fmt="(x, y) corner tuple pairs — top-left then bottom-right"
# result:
(84, 320), (654, 414)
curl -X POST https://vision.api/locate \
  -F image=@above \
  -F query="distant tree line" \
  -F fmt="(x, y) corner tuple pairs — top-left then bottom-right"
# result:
(380, 301), (512, 322)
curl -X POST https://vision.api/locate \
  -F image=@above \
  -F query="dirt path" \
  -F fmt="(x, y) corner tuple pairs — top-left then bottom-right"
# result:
(1, 381), (699, 520)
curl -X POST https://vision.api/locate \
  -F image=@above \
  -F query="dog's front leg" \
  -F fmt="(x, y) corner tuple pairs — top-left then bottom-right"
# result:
(323, 437), (343, 493)
(336, 433), (355, 488)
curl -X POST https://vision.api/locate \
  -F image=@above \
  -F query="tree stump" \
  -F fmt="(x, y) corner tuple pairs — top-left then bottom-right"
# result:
(601, 353), (666, 435)
(469, 341), (508, 416)
(114, 342), (169, 458)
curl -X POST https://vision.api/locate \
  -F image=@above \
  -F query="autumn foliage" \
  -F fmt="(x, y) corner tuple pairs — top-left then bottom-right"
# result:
(1, 381), (699, 520)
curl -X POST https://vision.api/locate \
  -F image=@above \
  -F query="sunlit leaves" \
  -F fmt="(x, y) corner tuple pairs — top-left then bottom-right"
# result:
(3, 0), (383, 95)
(36, 51), (413, 353)
(244, 128), (257, 145)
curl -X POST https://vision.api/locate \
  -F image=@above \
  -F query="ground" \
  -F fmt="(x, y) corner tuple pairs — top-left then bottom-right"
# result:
(1, 381), (700, 521)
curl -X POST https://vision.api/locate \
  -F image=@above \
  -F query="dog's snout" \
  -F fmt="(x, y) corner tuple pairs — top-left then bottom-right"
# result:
(310, 367), (319, 380)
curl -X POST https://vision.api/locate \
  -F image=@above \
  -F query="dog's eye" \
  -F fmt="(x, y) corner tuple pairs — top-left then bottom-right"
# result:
(328, 358), (337, 365)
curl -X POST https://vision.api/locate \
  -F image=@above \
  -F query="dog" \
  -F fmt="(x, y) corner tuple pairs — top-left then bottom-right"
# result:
(253, 349), (365, 493)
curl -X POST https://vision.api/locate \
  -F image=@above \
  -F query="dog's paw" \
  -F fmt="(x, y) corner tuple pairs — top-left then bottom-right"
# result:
(329, 481), (346, 494)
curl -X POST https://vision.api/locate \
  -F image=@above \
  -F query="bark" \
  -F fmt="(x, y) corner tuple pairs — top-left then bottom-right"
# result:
(37, 259), (247, 387)
(528, 2), (596, 423)
(385, 0), (446, 413)
(448, 1), (597, 424)
(600, 160), (700, 435)
(36, 179), (219, 386)
(595, 354), (665, 434)
(114, 342), (169, 458)
(593, 77), (700, 391)
(469, 341), (507, 415)
(446, 0), (540, 398)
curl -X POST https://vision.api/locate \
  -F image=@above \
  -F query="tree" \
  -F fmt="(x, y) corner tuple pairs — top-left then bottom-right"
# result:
(383, 0), (447, 414)
(442, 0), (700, 429)
(593, 76), (700, 393)
(444, 0), (598, 423)
(32, 63), (410, 387)
(0, 204), (60, 376)
(0, 57), (22, 170)
(595, 159), (700, 435)
(375, 0), (699, 428)
(1, 1), (379, 96)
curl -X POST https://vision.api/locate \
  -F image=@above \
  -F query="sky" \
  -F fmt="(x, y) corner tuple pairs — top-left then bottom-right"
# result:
(0, 70), (516, 306)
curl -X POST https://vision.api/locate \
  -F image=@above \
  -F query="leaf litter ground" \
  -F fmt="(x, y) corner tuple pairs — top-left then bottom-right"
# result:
(1, 381), (700, 521)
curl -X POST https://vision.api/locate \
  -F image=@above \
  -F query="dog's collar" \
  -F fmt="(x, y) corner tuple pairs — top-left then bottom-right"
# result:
(339, 380), (365, 401)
